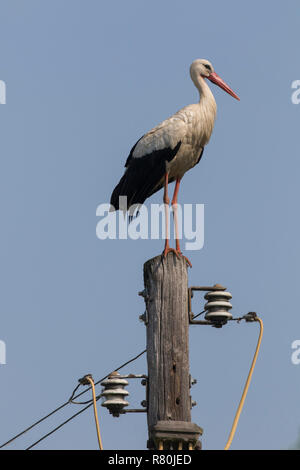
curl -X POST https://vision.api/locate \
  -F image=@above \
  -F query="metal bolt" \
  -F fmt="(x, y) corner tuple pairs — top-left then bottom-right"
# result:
(138, 289), (149, 301)
(139, 310), (148, 324)
(140, 400), (147, 408)
(244, 312), (257, 322)
(189, 374), (197, 388)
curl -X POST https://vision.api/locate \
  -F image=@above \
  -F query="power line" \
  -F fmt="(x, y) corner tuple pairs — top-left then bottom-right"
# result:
(0, 402), (69, 449)
(26, 404), (93, 450)
(85, 376), (103, 450)
(192, 309), (205, 320)
(0, 348), (146, 449)
(69, 347), (147, 404)
(224, 317), (263, 450)
(26, 348), (147, 450)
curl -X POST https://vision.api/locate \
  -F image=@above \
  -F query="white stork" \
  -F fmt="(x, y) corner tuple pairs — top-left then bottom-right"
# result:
(110, 59), (239, 266)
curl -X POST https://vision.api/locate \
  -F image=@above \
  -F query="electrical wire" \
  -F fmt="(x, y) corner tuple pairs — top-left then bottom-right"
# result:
(1, 318), (263, 450)
(0, 348), (146, 449)
(0, 401), (69, 449)
(224, 317), (263, 450)
(24, 348), (147, 450)
(86, 376), (103, 450)
(25, 404), (92, 450)
(69, 348), (147, 405)
(192, 309), (205, 320)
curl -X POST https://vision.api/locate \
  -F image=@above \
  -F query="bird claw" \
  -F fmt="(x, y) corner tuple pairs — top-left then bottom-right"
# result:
(181, 254), (192, 268)
(162, 248), (192, 268)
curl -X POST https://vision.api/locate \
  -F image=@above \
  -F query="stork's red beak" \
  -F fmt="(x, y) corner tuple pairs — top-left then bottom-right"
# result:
(207, 72), (240, 101)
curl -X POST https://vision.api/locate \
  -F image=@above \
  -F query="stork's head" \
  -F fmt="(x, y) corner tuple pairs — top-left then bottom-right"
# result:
(190, 59), (240, 101)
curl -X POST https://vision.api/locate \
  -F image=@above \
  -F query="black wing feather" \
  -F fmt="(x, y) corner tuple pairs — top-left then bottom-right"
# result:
(110, 140), (181, 210)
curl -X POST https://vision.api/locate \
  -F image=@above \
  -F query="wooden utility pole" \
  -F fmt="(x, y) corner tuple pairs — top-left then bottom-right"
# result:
(142, 253), (202, 450)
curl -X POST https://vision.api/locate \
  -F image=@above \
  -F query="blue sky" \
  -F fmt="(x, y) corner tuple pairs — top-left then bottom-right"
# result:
(0, 0), (300, 450)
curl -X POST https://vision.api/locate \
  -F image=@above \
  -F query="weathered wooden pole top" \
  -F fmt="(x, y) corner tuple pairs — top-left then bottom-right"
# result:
(142, 252), (202, 450)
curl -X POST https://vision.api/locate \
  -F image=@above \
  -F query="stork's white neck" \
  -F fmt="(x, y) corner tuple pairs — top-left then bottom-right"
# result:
(192, 74), (217, 145)
(193, 75), (217, 108)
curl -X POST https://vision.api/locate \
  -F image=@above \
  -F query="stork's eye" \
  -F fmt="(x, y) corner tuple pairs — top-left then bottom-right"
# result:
(204, 64), (211, 71)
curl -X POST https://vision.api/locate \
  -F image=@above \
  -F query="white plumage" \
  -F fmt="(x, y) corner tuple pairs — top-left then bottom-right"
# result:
(110, 58), (239, 212)
(110, 58), (239, 263)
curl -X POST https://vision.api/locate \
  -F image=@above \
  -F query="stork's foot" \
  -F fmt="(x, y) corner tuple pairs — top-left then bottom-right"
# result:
(179, 252), (192, 268)
(162, 247), (192, 268)
(163, 246), (180, 260)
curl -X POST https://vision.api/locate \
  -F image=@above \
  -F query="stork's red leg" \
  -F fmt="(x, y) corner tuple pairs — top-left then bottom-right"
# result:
(162, 173), (180, 261)
(172, 179), (181, 252)
(171, 178), (192, 268)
